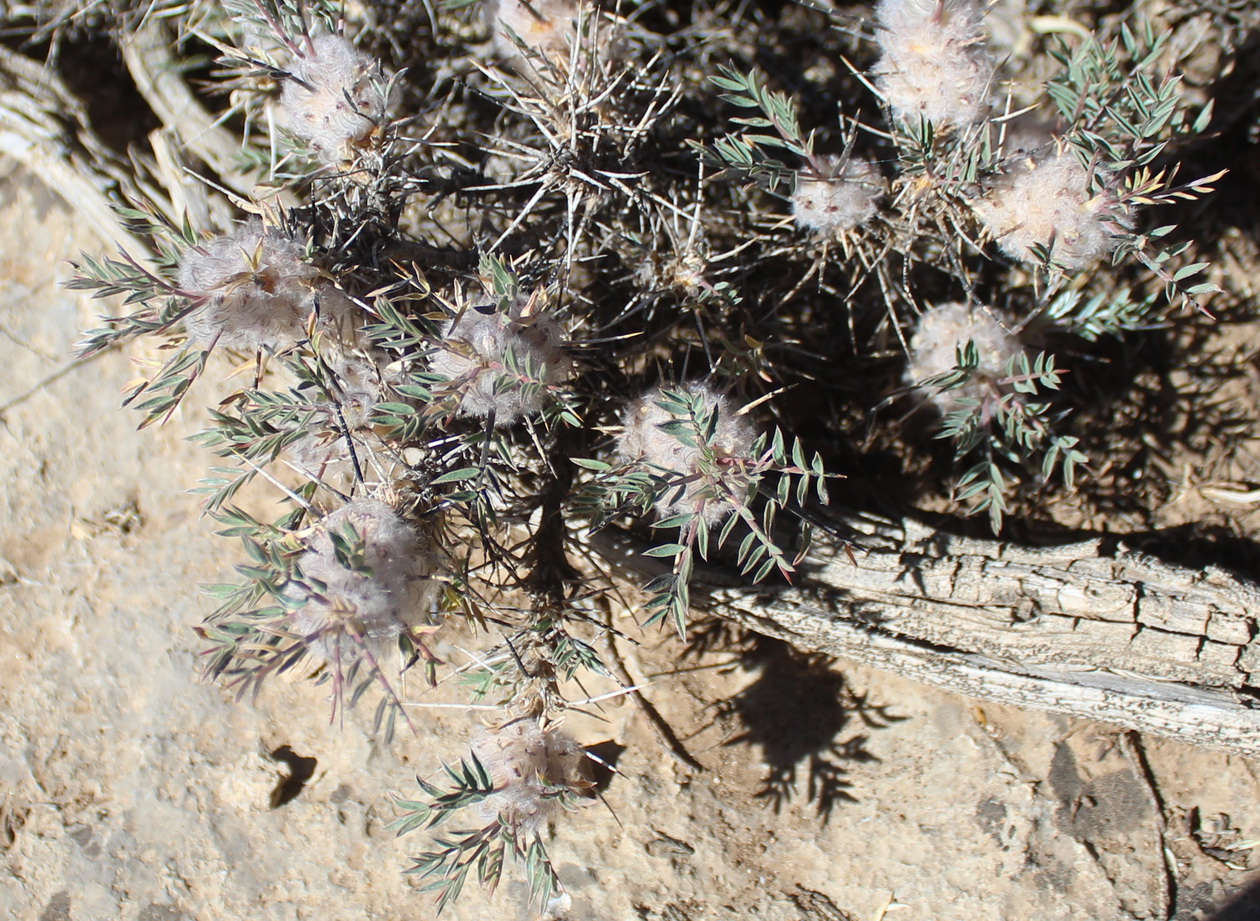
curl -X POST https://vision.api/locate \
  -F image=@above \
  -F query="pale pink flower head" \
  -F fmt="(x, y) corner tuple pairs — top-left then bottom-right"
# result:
(617, 382), (760, 526)
(486, 0), (586, 66)
(281, 33), (397, 161)
(792, 155), (885, 235)
(874, 0), (995, 130)
(974, 142), (1133, 270)
(905, 301), (1024, 416)
(472, 719), (588, 834)
(291, 500), (442, 661)
(178, 221), (324, 351)
(429, 302), (570, 425)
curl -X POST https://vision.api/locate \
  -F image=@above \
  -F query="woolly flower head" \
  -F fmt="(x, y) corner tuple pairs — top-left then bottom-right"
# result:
(905, 302), (1024, 416)
(874, 0), (994, 129)
(178, 220), (340, 351)
(974, 143), (1132, 270)
(486, 0), (588, 66)
(616, 382), (760, 526)
(291, 500), (441, 661)
(429, 302), (569, 426)
(472, 719), (588, 834)
(792, 155), (885, 235)
(281, 33), (396, 161)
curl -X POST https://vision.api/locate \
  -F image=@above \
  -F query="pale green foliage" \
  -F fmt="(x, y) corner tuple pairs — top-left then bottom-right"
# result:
(54, 0), (1228, 911)
(704, 7), (1221, 528)
(390, 753), (566, 913)
(580, 385), (830, 636)
(925, 345), (1087, 531)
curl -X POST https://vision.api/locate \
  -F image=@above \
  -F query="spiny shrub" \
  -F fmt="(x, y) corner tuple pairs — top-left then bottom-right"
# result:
(60, 0), (1224, 911)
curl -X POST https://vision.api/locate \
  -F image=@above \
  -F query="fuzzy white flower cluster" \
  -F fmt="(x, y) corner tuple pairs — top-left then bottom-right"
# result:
(791, 155), (885, 235)
(874, 0), (995, 129)
(291, 500), (442, 661)
(429, 304), (569, 425)
(178, 220), (347, 351)
(472, 719), (588, 834)
(616, 382), (759, 526)
(485, 0), (583, 66)
(281, 33), (395, 162)
(974, 144), (1131, 270)
(905, 302), (1024, 415)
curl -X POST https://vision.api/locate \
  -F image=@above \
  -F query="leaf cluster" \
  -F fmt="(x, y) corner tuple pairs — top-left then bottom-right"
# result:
(391, 755), (563, 913)
(931, 346), (1087, 531)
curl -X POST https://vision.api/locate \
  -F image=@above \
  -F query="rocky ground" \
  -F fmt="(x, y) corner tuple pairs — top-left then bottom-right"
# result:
(3, 158), (1260, 921)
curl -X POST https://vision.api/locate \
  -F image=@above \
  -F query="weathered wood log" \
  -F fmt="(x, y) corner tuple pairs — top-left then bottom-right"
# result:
(0, 42), (232, 267)
(118, 21), (256, 198)
(0, 44), (150, 263)
(692, 516), (1260, 758)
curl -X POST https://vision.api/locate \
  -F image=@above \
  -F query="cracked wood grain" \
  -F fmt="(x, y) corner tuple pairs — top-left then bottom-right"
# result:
(696, 517), (1260, 758)
(0, 44), (150, 263)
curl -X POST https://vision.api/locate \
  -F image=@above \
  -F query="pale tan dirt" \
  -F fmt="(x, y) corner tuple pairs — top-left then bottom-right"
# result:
(2, 162), (1259, 921)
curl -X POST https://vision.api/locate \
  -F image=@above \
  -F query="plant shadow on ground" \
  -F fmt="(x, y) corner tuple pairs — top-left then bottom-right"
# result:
(1037, 325), (1254, 526)
(685, 618), (904, 822)
(1206, 874), (1260, 921)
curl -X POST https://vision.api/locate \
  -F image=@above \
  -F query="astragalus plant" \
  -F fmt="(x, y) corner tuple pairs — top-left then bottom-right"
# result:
(706, 3), (1222, 527)
(51, 0), (1224, 910)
